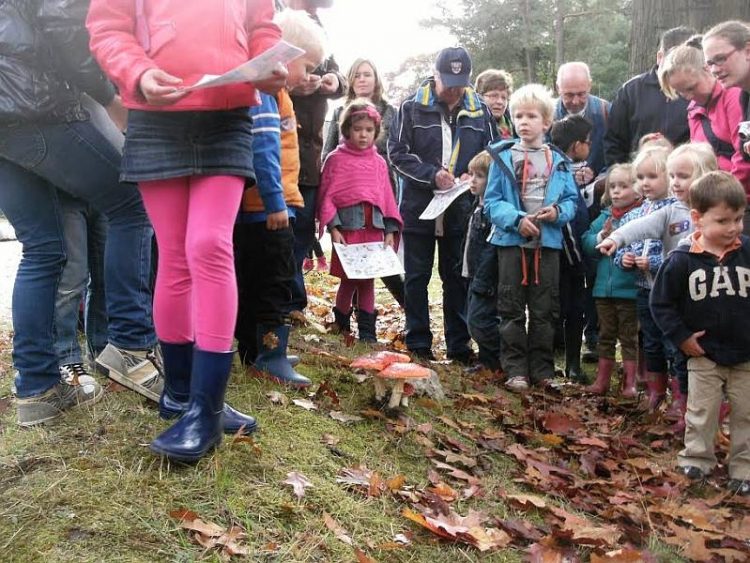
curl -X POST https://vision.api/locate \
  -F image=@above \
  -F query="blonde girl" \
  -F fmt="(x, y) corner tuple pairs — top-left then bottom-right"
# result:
(610, 145), (675, 411)
(582, 164), (642, 396)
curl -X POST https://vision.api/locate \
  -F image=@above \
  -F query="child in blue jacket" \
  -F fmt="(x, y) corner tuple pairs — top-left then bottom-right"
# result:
(484, 84), (579, 392)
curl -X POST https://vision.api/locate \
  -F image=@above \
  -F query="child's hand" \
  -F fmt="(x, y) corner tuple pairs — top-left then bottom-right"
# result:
(597, 238), (618, 256)
(266, 210), (289, 231)
(679, 330), (706, 357)
(634, 255), (650, 271)
(255, 63), (288, 94)
(518, 216), (540, 238)
(318, 73), (340, 95)
(435, 169), (455, 190)
(139, 69), (186, 105)
(330, 228), (346, 245)
(536, 205), (558, 223)
(574, 166), (594, 185)
(384, 232), (395, 248)
(621, 252), (636, 268)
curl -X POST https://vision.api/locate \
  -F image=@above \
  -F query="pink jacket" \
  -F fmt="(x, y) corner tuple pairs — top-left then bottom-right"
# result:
(317, 142), (402, 237)
(688, 81), (750, 199)
(87, 0), (280, 112)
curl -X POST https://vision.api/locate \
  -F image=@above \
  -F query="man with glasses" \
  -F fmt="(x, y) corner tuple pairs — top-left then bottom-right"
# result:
(604, 26), (696, 165)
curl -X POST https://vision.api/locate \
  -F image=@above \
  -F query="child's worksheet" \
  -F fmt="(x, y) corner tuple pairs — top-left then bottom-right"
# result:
(184, 41), (304, 91)
(419, 180), (471, 220)
(333, 242), (404, 280)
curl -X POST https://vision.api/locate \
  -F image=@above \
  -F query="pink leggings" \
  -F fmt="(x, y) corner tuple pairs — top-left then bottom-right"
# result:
(139, 176), (244, 351)
(335, 279), (375, 314)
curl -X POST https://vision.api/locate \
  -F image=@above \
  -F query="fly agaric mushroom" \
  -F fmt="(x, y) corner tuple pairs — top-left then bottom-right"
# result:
(351, 351), (411, 372)
(375, 362), (432, 409)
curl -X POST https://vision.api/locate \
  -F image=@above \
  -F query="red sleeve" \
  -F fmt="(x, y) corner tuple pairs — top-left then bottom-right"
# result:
(246, 0), (282, 60)
(725, 88), (750, 197)
(86, 0), (157, 101)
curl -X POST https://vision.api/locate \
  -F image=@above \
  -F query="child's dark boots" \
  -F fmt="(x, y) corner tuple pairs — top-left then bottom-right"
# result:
(254, 325), (311, 388)
(357, 310), (377, 343)
(151, 348), (234, 462)
(158, 341), (257, 435)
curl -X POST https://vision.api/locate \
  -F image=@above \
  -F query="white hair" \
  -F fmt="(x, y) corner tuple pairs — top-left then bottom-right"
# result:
(556, 61), (592, 86)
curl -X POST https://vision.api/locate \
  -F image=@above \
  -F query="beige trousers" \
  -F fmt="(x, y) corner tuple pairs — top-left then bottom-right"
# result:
(678, 356), (750, 480)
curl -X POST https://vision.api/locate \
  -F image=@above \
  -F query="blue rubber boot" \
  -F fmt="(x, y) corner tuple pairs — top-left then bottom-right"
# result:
(151, 348), (237, 462)
(254, 325), (311, 388)
(158, 342), (257, 435)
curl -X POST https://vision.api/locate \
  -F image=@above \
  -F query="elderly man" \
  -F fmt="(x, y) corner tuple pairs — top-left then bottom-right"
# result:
(554, 62), (610, 183)
(388, 47), (497, 362)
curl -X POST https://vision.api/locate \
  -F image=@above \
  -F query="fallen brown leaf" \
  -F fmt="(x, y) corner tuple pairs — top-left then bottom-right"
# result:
(292, 398), (317, 411)
(323, 512), (353, 546)
(283, 471), (313, 499)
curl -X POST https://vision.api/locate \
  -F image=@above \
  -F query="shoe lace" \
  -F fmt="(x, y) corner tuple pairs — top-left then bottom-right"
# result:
(61, 363), (89, 385)
(146, 348), (164, 379)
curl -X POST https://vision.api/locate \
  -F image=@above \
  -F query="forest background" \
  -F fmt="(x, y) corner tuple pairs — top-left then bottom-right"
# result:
(384, 0), (750, 104)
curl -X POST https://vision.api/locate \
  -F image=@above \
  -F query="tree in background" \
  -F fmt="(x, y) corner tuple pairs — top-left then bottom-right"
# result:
(629, 0), (750, 74)
(418, 0), (631, 101)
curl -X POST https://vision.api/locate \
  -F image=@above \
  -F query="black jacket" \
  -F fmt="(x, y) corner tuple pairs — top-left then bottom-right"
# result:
(462, 203), (497, 296)
(0, 0), (115, 124)
(650, 236), (750, 366)
(603, 67), (689, 166)
(388, 79), (497, 235)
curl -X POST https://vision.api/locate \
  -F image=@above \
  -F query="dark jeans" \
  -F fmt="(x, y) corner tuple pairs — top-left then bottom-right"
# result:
(0, 120), (155, 397)
(467, 289), (501, 370)
(637, 288), (669, 373)
(558, 264), (586, 369)
(402, 231), (470, 356)
(583, 256), (599, 347)
(234, 221), (296, 356)
(497, 247), (560, 382)
(290, 185), (317, 312)
(54, 191), (109, 365)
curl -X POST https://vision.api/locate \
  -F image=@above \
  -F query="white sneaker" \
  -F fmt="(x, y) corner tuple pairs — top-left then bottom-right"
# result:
(504, 375), (530, 393)
(95, 343), (163, 402)
(59, 362), (99, 392)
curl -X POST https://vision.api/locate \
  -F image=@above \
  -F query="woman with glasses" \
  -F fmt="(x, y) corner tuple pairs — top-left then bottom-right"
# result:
(703, 20), (750, 233)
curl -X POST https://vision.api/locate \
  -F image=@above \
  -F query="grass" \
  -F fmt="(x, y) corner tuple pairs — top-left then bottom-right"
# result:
(0, 270), (690, 562)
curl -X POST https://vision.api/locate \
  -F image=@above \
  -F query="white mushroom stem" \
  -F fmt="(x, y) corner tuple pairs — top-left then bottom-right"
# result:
(388, 380), (405, 409)
(401, 395), (409, 408)
(373, 378), (388, 402)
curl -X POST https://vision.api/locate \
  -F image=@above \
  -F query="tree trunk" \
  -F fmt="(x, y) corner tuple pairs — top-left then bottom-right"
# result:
(522, 0), (536, 82)
(629, 0), (750, 75)
(555, 0), (565, 73)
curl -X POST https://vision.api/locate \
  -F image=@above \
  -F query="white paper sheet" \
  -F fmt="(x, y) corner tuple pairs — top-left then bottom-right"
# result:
(419, 180), (472, 220)
(182, 40), (305, 92)
(332, 242), (404, 280)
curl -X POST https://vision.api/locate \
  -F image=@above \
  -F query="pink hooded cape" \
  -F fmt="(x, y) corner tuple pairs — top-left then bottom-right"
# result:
(316, 142), (402, 236)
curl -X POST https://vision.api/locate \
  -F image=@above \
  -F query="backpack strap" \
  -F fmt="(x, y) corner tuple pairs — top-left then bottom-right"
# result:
(698, 113), (735, 159)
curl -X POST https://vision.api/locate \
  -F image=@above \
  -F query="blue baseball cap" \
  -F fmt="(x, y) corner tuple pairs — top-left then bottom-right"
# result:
(435, 47), (472, 88)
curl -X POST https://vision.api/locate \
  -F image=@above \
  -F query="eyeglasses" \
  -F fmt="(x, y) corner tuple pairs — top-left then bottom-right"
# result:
(482, 91), (507, 102)
(561, 91), (588, 100)
(706, 48), (738, 68)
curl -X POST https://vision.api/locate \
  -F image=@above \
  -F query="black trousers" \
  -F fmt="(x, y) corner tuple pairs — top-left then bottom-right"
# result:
(234, 221), (296, 351)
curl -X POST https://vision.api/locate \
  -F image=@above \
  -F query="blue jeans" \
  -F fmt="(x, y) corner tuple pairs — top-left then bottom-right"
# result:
(637, 288), (669, 373)
(402, 232), (471, 356)
(0, 120), (155, 397)
(54, 191), (109, 365)
(289, 185), (317, 312)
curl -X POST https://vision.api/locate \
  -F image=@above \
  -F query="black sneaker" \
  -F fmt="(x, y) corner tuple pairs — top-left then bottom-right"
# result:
(411, 348), (435, 361)
(726, 479), (750, 496)
(447, 350), (476, 366)
(679, 465), (706, 481)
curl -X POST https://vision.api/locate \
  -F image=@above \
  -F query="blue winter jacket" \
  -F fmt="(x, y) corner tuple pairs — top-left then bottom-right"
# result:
(483, 140), (579, 249)
(387, 79), (497, 235)
(582, 208), (638, 300)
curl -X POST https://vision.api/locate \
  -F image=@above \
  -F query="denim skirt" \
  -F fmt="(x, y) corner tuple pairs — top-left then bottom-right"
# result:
(121, 108), (254, 182)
